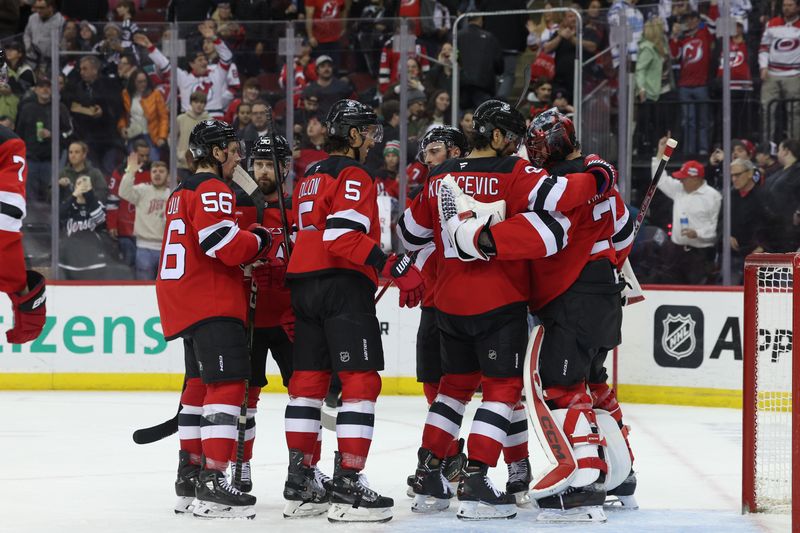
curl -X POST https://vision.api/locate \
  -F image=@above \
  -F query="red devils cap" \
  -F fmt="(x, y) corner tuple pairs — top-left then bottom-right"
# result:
(672, 160), (705, 179)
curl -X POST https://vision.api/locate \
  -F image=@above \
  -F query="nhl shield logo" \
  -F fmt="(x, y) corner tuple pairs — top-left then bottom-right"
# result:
(653, 305), (704, 369)
(661, 314), (696, 360)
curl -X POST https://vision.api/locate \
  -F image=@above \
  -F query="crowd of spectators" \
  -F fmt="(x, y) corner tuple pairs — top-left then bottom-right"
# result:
(0, 0), (796, 285)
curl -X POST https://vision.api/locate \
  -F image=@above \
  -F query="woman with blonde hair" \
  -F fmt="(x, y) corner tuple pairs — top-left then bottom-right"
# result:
(634, 17), (672, 153)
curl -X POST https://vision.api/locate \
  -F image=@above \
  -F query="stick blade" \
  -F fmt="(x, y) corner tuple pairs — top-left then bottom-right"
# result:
(132, 417), (178, 444)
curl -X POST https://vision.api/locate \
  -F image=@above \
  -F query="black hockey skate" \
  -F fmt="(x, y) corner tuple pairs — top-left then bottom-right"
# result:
(406, 439), (465, 498)
(327, 452), (393, 523)
(506, 457), (533, 507)
(535, 481), (607, 522)
(193, 468), (256, 519)
(229, 460), (252, 492)
(410, 448), (453, 513)
(456, 462), (517, 520)
(174, 450), (200, 514)
(606, 469), (638, 510)
(283, 448), (331, 518)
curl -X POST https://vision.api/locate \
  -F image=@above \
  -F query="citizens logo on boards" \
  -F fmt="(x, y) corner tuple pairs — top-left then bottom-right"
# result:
(653, 305), (704, 368)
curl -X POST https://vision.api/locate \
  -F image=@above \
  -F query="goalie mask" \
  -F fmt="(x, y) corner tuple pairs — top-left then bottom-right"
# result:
(526, 108), (579, 168)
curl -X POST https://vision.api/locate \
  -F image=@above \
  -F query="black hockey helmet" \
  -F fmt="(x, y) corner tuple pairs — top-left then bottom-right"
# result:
(526, 107), (579, 167)
(419, 126), (469, 161)
(472, 99), (527, 142)
(251, 134), (292, 173)
(325, 98), (382, 141)
(188, 119), (240, 159)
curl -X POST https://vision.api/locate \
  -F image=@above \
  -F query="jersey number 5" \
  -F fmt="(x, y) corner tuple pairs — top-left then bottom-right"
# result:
(159, 219), (186, 280)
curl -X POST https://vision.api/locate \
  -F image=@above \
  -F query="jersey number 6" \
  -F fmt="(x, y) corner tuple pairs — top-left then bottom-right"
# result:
(159, 219), (186, 280)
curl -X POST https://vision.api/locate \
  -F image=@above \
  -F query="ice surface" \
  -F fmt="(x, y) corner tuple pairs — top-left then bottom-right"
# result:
(0, 392), (789, 533)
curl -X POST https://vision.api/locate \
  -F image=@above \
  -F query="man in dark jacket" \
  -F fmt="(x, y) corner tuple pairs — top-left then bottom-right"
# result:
(730, 158), (777, 283)
(457, 15), (502, 110)
(766, 139), (800, 252)
(16, 77), (71, 204)
(479, 0), (528, 100)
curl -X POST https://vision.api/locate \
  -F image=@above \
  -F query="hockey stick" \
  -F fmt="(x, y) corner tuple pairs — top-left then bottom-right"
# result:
(132, 393), (181, 444)
(632, 137), (677, 239)
(265, 106), (293, 260)
(514, 64), (532, 110)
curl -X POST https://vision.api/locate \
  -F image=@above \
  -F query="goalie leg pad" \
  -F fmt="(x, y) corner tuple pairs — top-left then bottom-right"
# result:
(594, 409), (632, 492)
(589, 382), (634, 464)
(437, 174), (506, 262)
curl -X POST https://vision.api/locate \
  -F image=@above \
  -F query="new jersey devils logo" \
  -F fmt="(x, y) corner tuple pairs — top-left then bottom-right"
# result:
(661, 313), (697, 360)
(774, 38), (800, 52)
(729, 50), (745, 68)
(682, 40), (704, 65)
(321, 0), (339, 18)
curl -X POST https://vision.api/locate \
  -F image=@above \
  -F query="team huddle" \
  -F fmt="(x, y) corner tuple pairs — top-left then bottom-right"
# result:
(150, 97), (638, 523)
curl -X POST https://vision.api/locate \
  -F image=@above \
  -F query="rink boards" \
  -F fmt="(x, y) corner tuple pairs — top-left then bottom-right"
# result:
(0, 283), (775, 408)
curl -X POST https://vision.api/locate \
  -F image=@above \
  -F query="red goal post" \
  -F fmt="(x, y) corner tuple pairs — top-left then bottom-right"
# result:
(742, 253), (800, 527)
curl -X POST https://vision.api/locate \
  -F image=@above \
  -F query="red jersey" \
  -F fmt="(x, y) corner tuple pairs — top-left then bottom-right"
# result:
(0, 127), (28, 294)
(378, 39), (431, 93)
(670, 27), (714, 87)
(717, 39), (753, 91)
(107, 165), (151, 238)
(156, 172), (262, 339)
(307, 0), (345, 44)
(294, 148), (328, 183)
(397, 156), (598, 316)
(398, 0), (422, 36)
(234, 186), (294, 328)
(376, 175), (399, 198)
(279, 60), (317, 108)
(287, 155), (383, 287)
(406, 160), (428, 189)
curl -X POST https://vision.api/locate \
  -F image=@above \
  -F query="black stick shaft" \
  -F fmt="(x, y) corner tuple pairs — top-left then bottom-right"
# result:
(632, 138), (677, 239)
(266, 107), (292, 259)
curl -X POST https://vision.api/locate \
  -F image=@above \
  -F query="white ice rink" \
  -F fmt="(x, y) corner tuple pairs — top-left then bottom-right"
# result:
(0, 391), (790, 533)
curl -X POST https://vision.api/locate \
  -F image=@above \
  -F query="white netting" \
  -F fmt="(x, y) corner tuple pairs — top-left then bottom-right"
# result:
(753, 265), (793, 513)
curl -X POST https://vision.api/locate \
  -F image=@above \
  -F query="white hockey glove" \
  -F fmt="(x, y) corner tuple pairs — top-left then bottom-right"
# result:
(437, 174), (506, 261)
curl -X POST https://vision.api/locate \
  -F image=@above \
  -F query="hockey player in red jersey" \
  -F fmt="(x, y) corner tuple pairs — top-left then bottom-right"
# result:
(156, 120), (273, 519)
(0, 48), (46, 345)
(228, 134), (300, 496)
(446, 108), (635, 520)
(396, 100), (617, 520)
(283, 99), (424, 523)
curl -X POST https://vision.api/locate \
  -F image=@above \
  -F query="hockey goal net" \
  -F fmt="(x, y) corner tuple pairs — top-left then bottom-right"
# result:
(742, 253), (799, 526)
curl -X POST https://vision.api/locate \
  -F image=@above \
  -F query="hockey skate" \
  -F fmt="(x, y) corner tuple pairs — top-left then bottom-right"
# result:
(283, 449), (331, 518)
(229, 460), (252, 492)
(456, 463), (517, 520)
(192, 468), (256, 519)
(535, 481), (607, 523)
(174, 450), (200, 514)
(406, 439), (465, 497)
(410, 448), (453, 513)
(506, 457), (533, 507)
(605, 470), (638, 510)
(327, 452), (393, 523)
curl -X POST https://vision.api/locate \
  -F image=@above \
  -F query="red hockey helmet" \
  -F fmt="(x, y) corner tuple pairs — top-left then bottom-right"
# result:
(525, 108), (579, 167)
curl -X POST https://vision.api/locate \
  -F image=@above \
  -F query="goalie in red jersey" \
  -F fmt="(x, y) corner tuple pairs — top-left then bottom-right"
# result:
(0, 48), (46, 345)
(156, 120), (273, 520)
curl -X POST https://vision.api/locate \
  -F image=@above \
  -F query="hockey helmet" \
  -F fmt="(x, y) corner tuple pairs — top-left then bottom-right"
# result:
(418, 126), (469, 162)
(325, 99), (382, 142)
(251, 134), (292, 170)
(188, 119), (241, 160)
(472, 99), (527, 143)
(526, 107), (578, 167)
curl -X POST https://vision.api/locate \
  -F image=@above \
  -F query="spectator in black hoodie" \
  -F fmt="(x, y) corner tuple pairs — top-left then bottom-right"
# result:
(479, 0), (528, 100)
(457, 15), (502, 109)
(59, 175), (109, 280)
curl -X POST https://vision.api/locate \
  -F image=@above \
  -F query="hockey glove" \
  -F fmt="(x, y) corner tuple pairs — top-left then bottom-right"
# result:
(280, 308), (295, 342)
(584, 154), (618, 197)
(6, 270), (47, 344)
(380, 253), (424, 308)
(253, 257), (287, 290)
(247, 224), (273, 263)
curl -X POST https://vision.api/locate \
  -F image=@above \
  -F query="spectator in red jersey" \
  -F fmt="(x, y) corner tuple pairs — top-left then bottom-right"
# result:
(222, 77), (261, 125)
(714, 15), (754, 140)
(670, 10), (714, 156)
(759, 0), (800, 142)
(378, 21), (431, 95)
(305, 0), (348, 67)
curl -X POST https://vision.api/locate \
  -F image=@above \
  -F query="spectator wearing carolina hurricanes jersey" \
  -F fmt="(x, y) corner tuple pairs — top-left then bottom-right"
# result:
(760, 0), (800, 141)
(396, 101), (615, 519)
(670, 11), (714, 156)
(156, 120), (272, 519)
(230, 135), (298, 498)
(0, 122), (47, 345)
(145, 23), (240, 118)
(283, 99), (423, 523)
